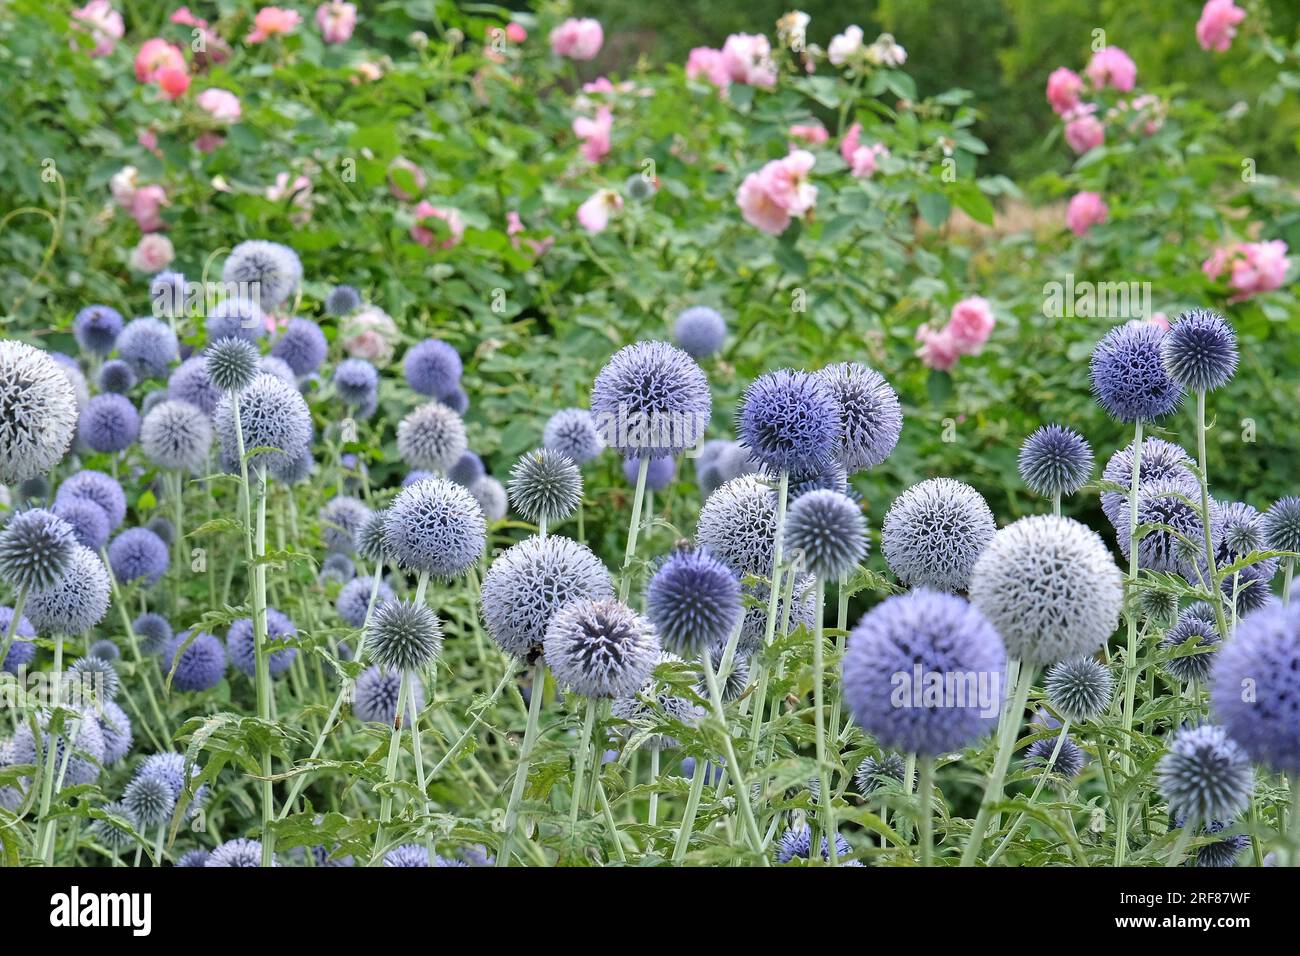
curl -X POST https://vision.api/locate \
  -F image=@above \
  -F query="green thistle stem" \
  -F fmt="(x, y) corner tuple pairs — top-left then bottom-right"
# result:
(497, 662), (546, 867)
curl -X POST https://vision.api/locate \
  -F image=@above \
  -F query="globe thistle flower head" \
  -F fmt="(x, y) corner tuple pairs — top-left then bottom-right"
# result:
(321, 496), (372, 554)
(222, 240), (302, 309)
(162, 630), (226, 692)
(1044, 656), (1113, 722)
(1263, 497), (1300, 555)
(117, 317), (178, 379)
(336, 576), (394, 628)
(468, 476), (507, 522)
(167, 357), (221, 415)
(481, 535), (614, 659)
(1210, 601), (1300, 773)
(774, 827), (858, 865)
(98, 699), (133, 765)
(205, 296), (266, 344)
(354, 511), (387, 564)
(0, 342), (80, 483)
(1168, 815), (1251, 868)
(133, 612), (173, 655)
(259, 355), (297, 386)
(0, 508), (77, 590)
(207, 838), (269, 867)
(89, 639), (120, 662)
(270, 317), (327, 377)
(842, 588), (1006, 756)
(319, 552), (355, 585)
(1138, 586), (1180, 625)
(544, 598), (660, 699)
(448, 451), (485, 487)
(214, 373), (312, 477)
(854, 752), (908, 796)
(623, 455), (676, 492)
(736, 369), (841, 476)
(881, 477), (996, 592)
(149, 270), (185, 318)
(784, 488), (869, 581)
(737, 574), (817, 656)
(333, 358), (378, 406)
(382, 477), (486, 578)
(73, 305), (124, 355)
(509, 448), (582, 525)
(352, 666), (425, 723)
(1218, 501), (1264, 557)
(1025, 732), (1087, 779)
(1157, 723), (1253, 823)
(177, 849), (211, 867)
(148, 517), (174, 546)
(784, 460), (849, 501)
(0, 606), (35, 674)
(699, 646), (749, 702)
(204, 338), (260, 393)
(79, 393), (140, 453)
(672, 306), (726, 359)
(98, 359), (137, 395)
(1019, 424), (1093, 498)
(397, 401), (467, 473)
(141, 399), (212, 472)
(403, 339), (463, 399)
(124, 773), (176, 827)
(325, 284), (362, 316)
(610, 655), (704, 751)
(52, 498), (110, 550)
(543, 408), (604, 464)
(26, 543), (110, 635)
(1160, 610), (1221, 684)
(645, 545), (742, 656)
(70, 654), (120, 701)
(56, 470), (126, 529)
(1122, 480), (1223, 580)
(18, 474), (50, 502)
(384, 845), (429, 867)
(695, 440), (759, 498)
(227, 608), (298, 677)
(12, 707), (106, 787)
(817, 362), (902, 473)
(108, 527), (169, 586)
(366, 599), (443, 672)
(442, 387), (468, 415)
(696, 475), (778, 577)
(90, 802), (137, 853)
(1162, 309), (1238, 393)
(970, 515), (1123, 666)
(1090, 321), (1183, 422)
(590, 341), (711, 458)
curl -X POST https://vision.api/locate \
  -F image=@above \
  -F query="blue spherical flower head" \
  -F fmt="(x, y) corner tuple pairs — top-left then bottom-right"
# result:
(1025, 732), (1087, 779)
(1121, 480), (1223, 581)
(207, 838), (269, 867)
(1019, 424), (1093, 498)
(26, 544), (110, 635)
(881, 477), (996, 592)
(1263, 497), (1300, 555)
(214, 373), (312, 479)
(817, 362), (902, 473)
(52, 498), (110, 550)
(854, 752), (909, 796)
(544, 598), (661, 699)
(1160, 608), (1221, 684)
(737, 369), (841, 477)
(672, 306), (726, 359)
(203, 338), (260, 394)
(319, 552), (355, 585)
(509, 448), (583, 525)
(74, 305), (124, 355)
(79, 393), (140, 453)
(645, 544), (742, 656)
(1162, 308), (1238, 393)
(841, 588), (1006, 756)
(382, 477), (486, 578)
(784, 488), (869, 581)
(1100, 437), (1195, 530)
(396, 401), (467, 473)
(0, 605), (36, 674)
(176, 849), (211, 867)
(354, 511), (387, 564)
(162, 630), (226, 692)
(12, 706), (106, 787)
(108, 527), (169, 586)
(117, 317), (179, 379)
(271, 318), (327, 376)
(98, 699), (133, 765)
(774, 826), (859, 865)
(468, 476), (507, 522)
(441, 386), (469, 415)
(1211, 601), (1300, 774)
(696, 475), (778, 578)
(150, 271), (185, 318)
(0, 342), (80, 484)
(1168, 814), (1251, 868)
(784, 460), (849, 501)
(352, 665), (425, 723)
(167, 357), (221, 415)
(695, 439), (759, 498)
(404, 339), (463, 398)
(383, 845), (429, 867)
(205, 296), (266, 344)
(737, 573), (817, 655)
(623, 455), (675, 491)
(1044, 656), (1113, 722)
(333, 358), (378, 407)
(124, 773), (176, 827)
(222, 240), (302, 309)
(321, 496), (373, 554)
(98, 359), (137, 395)
(0, 508), (77, 590)
(1090, 321), (1183, 422)
(325, 284), (362, 316)
(133, 612), (173, 655)
(590, 341), (711, 458)
(88, 638), (120, 662)
(227, 608), (298, 677)
(70, 654), (120, 700)
(448, 451), (485, 487)
(90, 802), (137, 853)
(367, 599), (443, 672)
(141, 399), (212, 472)
(1157, 724), (1253, 823)
(543, 408), (604, 464)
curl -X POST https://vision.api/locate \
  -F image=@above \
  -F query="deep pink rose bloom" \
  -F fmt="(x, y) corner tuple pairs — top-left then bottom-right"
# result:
(1046, 67), (1083, 115)
(1228, 240), (1289, 302)
(1085, 46), (1137, 92)
(135, 38), (185, 83)
(789, 123), (828, 146)
(1064, 109), (1105, 154)
(1066, 191), (1108, 236)
(315, 2), (357, 44)
(947, 297), (995, 353)
(506, 23), (527, 43)
(916, 325), (960, 372)
(1197, 0), (1246, 52)
(721, 33), (776, 88)
(131, 184), (168, 232)
(686, 47), (730, 88)
(736, 150), (816, 235)
(411, 202), (465, 249)
(573, 107), (613, 163)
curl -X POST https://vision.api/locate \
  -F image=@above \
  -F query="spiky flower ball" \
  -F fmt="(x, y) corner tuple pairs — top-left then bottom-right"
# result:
(1157, 724), (1253, 823)
(672, 305), (726, 358)
(696, 475), (777, 577)
(124, 773), (176, 828)
(88, 638), (120, 662)
(645, 545), (742, 656)
(321, 496), (373, 554)
(817, 362), (902, 473)
(1211, 601), (1300, 774)
(1044, 656), (1113, 722)
(842, 589), (1006, 756)
(354, 511), (388, 563)
(222, 240), (302, 309)
(325, 284), (362, 316)
(207, 837), (269, 867)
(56, 471), (126, 530)
(1263, 497), (1300, 555)
(352, 666), (425, 723)
(784, 489), (868, 581)
(481, 536), (614, 659)
(0, 508), (76, 590)
(366, 599), (443, 672)
(611, 663), (704, 751)
(133, 612), (173, 655)
(12, 707), (106, 787)
(397, 401), (468, 473)
(98, 359), (136, 395)
(26, 545), (109, 634)
(227, 608), (298, 677)
(90, 802), (137, 853)
(333, 358), (378, 406)
(70, 654), (120, 700)
(167, 357), (221, 415)
(881, 477), (996, 592)
(469, 476), (507, 522)
(381, 477), (486, 578)
(774, 827), (859, 866)
(214, 373), (313, 478)
(1122, 480), (1222, 580)
(79, 393), (140, 453)
(0, 606), (35, 674)
(177, 849), (211, 867)
(204, 338), (260, 393)
(1025, 732), (1087, 779)
(162, 630), (226, 691)
(98, 700), (133, 765)
(108, 527), (169, 586)
(970, 515), (1122, 666)
(1160, 609), (1221, 684)
(590, 341), (711, 458)
(336, 576), (394, 628)
(695, 439), (759, 498)
(117, 317), (178, 379)
(1161, 308), (1238, 393)
(509, 448), (582, 526)
(785, 460), (849, 500)
(383, 845), (429, 867)
(404, 339), (463, 399)
(141, 399), (211, 472)
(737, 574), (817, 655)
(700, 646), (749, 702)
(0, 341), (79, 484)
(1018, 424), (1093, 498)
(1168, 815), (1251, 868)
(74, 305), (124, 355)
(736, 369), (841, 477)
(854, 752), (908, 796)
(622, 455), (676, 491)
(543, 408), (604, 464)
(52, 498), (110, 550)
(205, 295), (266, 344)
(544, 599), (660, 699)
(1219, 501), (1265, 556)
(1090, 321), (1183, 422)
(448, 451), (485, 487)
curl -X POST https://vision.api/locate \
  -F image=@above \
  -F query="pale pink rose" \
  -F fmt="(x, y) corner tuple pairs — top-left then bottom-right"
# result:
(573, 107), (613, 163)
(582, 77), (616, 94)
(1197, 0), (1246, 52)
(71, 1), (124, 57)
(915, 324), (960, 372)
(549, 18), (603, 61)
(137, 129), (160, 153)
(109, 166), (139, 208)
(848, 142), (889, 177)
(1115, 94), (1166, 135)
(248, 6), (302, 43)
(1065, 191), (1108, 236)
(721, 33), (776, 88)
(506, 22), (527, 43)
(411, 201), (465, 249)
(1064, 110), (1105, 154)
(353, 61), (383, 82)
(194, 131), (225, 153)
(1085, 46), (1137, 92)
(387, 157), (426, 201)
(135, 38), (185, 83)
(1201, 245), (1234, 281)
(789, 123), (829, 146)
(947, 297), (995, 353)
(197, 88), (241, 122)
(576, 189), (623, 234)
(130, 184), (168, 232)
(1046, 67), (1083, 115)
(1228, 240), (1290, 302)
(315, 2), (356, 44)
(736, 172), (790, 235)
(129, 234), (175, 273)
(267, 173), (314, 225)
(341, 307), (399, 366)
(506, 211), (524, 237)
(686, 47), (730, 88)
(170, 7), (204, 27)
(1148, 312), (1171, 332)
(827, 25), (864, 66)
(736, 151), (816, 235)
(840, 123), (864, 164)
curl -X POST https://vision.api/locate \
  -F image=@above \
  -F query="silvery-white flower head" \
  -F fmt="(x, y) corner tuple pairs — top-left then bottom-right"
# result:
(0, 341), (79, 484)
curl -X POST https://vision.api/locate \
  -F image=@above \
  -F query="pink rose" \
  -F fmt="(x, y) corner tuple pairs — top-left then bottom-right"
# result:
(130, 184), (168, 232)
(194, 131), (225, 153)
(129, 234), (175, 273)
(1229, 240), (1289, 302)
(386, 157), (426, 201)
(1064, 110), (1105, 154)
(686, 47), (730, 88)
(341, 307), (399, 366)
(135, 38), (185, 83)
(1046, 67), (1083, 115)
(947, 296), (995, 353)
(1085, 46), (1137, 92)
(550, 18), (603, 61)
(576, 189), (623, 234)
(827, 25), (864, 66)
(1066, 191), (1108, 236)
(839, 123), (887, 177)
(157, 67), (190, 99)
(1197, 0), (1246, 52)
(248, 6), (302, 44)
(789, 123), (829, 146)
(506, 211), (524, 237)
(137, 129), (160, 153)
(915, 324), (960, 372)
(315, 2), (357, 44)
(71, 1), (124, 57)
(411, 201), (465, 249)
(197, 88), (241, 122)
(721, 33), (776, 88)
(573, 107), (613, 163)
(506, 22), (527, 44)
(736, 150), (816, 235)
(170, 7), (205, 27)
